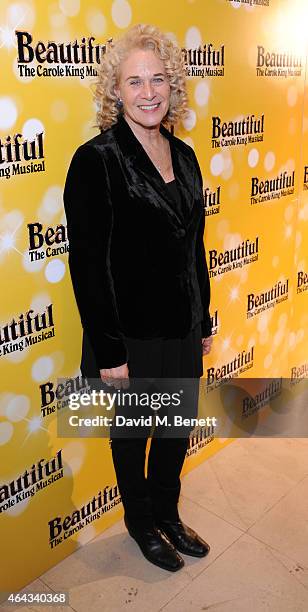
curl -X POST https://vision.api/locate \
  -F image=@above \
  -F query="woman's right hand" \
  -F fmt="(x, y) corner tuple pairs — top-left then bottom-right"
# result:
(100, 362), (130, 389)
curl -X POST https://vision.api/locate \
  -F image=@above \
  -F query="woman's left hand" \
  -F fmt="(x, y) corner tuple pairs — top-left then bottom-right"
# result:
(202, 335), (213, 355)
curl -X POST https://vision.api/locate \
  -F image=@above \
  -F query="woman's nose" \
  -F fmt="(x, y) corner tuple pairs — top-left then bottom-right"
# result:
(141, 80), (155, 99)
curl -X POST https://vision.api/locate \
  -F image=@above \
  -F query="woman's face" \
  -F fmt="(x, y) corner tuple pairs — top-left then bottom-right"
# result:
(114, 48), (171, 130)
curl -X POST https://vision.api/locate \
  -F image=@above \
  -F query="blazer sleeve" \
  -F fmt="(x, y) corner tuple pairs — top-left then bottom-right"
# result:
(191, 149), (212, 338)
(63, 143), (129, 370)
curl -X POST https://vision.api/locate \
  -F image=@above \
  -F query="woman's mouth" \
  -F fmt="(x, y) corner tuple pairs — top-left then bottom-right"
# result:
(138, 102), (161, 112)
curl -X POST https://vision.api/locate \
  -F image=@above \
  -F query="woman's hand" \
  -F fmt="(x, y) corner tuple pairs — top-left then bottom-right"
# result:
(100, 363), (130, 389)
(202, 336), (213, 356)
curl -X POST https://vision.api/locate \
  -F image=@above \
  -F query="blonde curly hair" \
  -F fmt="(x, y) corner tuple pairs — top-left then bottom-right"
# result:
(94, 23), (189, 132)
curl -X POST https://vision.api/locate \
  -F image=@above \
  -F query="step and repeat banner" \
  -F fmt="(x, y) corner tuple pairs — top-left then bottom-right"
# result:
(0, 0), (307, 593)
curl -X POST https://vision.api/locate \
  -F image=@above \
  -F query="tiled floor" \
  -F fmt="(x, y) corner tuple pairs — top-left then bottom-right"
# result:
(2, 438), (308, 612)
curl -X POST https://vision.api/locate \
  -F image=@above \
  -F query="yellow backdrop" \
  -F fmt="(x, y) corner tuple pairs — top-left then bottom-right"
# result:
(0, 0), (307, 593)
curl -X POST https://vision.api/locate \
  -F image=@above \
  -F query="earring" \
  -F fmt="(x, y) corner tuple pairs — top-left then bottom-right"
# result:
(116, 97), (123, 109)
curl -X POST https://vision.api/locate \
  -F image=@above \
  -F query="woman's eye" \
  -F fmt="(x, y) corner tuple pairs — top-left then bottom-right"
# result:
(130, 80), (141, 86)
(153, 77), (164, 83)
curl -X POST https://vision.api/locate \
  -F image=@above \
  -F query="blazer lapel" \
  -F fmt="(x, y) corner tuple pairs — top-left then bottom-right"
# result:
(113, 115), (196, 231)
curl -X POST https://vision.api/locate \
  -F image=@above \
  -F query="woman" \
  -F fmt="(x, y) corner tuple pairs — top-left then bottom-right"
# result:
(64, 23), (213, 572)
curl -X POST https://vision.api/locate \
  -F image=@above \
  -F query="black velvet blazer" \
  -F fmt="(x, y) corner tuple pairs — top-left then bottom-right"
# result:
(63, 114), (212, 370)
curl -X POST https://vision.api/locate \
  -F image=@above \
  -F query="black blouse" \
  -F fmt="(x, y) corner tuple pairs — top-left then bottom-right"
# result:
(164, 178), (185, 222)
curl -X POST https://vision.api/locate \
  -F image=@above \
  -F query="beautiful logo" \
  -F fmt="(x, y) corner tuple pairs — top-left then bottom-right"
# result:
(0, 450), (63, 514)
(187, 425), (215, 456)
(0, 304), (55, 356)
(211, 114), (264, 148)
(250, 170), (295, 204)
(206, 346), (255, 388)
(247, 280), (289, 318)
(203, 185), (221, 216)
(228, 0), (270, 6)
(210, 310), (219, 335)
(0, 132), (45, 180)
(297, 270), (308, 294)
(209, 237), (259, 278)
(290, 363), (308, 385)
(48, 485), (121, 549)
(242, 378), (282, 418)
(40, 375), (90, 418)
(256, 46), (304, 77)
(182, 43), (225, 77)
(15, 31), (112, 79)
(304, 166), (308, 190)
(28, 222), (69, 262)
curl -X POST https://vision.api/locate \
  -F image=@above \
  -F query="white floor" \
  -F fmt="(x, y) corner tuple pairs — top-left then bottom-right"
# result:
(3, 438), (308, 612)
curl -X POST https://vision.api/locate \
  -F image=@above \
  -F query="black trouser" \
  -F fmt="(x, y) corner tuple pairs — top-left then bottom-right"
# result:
(81, 324), (203, 528)
(110, 435), (190, 527)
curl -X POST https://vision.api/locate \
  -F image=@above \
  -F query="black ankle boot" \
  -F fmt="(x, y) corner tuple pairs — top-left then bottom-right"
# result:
(155, 517), (210, 558)
(124, 515), (184, 572)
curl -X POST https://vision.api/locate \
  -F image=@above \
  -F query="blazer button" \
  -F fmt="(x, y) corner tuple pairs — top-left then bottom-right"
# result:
(179, 229), (186, 238)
